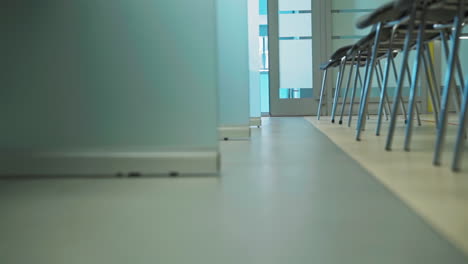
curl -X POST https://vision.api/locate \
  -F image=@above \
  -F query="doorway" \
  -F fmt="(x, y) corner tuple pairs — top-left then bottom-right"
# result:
(267, 0), (328, 116)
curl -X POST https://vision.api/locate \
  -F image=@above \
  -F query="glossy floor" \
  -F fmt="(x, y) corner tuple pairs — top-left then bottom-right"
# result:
(306, 115), (468, 257)
(0, 118), (467, 264)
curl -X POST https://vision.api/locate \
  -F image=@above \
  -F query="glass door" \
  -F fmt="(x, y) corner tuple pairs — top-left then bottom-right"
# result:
(268, 0), (316, 116)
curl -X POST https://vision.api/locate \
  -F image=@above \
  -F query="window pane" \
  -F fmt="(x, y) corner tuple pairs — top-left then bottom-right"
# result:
(279, 0), (310, 11)
(279, 39), (313, 89)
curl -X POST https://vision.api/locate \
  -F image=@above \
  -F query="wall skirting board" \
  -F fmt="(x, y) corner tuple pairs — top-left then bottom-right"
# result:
(249, 117), (262, 127)
(0, 149), (220, 177)
(218, 125), (251, 140)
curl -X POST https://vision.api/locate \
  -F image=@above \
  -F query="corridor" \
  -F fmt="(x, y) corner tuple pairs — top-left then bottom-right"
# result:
(0, 118), (466, 264)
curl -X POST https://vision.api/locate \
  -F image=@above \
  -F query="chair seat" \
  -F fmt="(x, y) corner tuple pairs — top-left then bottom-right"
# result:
(319, 59), (341, 70)
(363, 1), (465, 28)
(356, 2), (405, 29)
(330, 45), (354, 61)
(426, 8), (468, 23)
(347, 27), (393, 56)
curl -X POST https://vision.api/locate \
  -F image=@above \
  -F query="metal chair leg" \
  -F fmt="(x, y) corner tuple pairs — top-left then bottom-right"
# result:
(375, 61), (390, 122)
(390, 55), (408, 121)
(339, 56), (356, 125)
(441, 30), (462, 114)
(317, 69), (329, 120)
(331, 57), (347, 123)
(358, 70), (370, 121)
(405, 63), (422, 126)
(348, 53), (363, 127)
(361, 51), (375, 129)
(376, 50), (394, 136)
(377, 61), (392, 120)
(433, 0), (465, 166)
(452, 80), (468, 171)
(441, 29), (465, 99)
(356, 22), (383, 141)
(385, 2), (418, 151)
(425, 46), (442, 114)
(404, 6), (427, 152)
(358, 49), (372, 117)
(455, 55), (465, 94)
(422, 46), (440, 124)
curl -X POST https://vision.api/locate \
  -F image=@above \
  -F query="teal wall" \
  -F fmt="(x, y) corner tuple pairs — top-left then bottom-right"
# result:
(217, 0), (251, 127)
(0, 0), (219, 151)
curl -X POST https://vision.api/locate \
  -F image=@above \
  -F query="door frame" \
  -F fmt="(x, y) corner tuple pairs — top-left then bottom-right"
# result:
(267, 0), (331, 116)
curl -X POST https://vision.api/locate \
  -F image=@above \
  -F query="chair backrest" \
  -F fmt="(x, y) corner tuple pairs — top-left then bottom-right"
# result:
(356, 2), (403, 29)
(393, 0), (447, 11)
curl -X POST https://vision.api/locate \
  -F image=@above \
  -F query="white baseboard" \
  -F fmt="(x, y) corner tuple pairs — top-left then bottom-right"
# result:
(0, 149), (220, 177)
(250, 117), (262, 127)
(218, 125), (251, 140)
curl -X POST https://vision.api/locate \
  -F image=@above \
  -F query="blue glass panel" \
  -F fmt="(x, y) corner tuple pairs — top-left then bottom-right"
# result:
(260, 72), (270, 112)
(259, 0), (268, 15)
(259, 24), (268, 36)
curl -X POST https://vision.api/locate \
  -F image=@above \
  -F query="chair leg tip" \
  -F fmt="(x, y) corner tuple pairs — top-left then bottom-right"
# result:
(339, 120), (343, 125)
(452, 167), (461, 172)
(385, 147), (392, 151)
(331, 119), (335, 123)
(433, 161), (441, 166)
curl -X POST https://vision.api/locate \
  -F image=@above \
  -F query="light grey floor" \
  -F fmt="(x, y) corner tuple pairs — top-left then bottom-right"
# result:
(0, 117), (467, 264)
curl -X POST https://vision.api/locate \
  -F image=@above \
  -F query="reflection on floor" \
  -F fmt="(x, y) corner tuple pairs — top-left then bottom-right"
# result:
(305, 115), (468, 257)
(0, 117), (467, 264)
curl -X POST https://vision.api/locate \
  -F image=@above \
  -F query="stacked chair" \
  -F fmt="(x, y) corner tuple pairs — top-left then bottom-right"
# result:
(317, 0), (468, 171)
